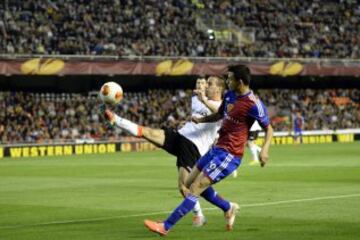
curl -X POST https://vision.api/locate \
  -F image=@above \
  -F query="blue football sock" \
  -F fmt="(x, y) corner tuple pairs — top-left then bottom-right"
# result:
(164, 194), (198, 231)
(201, 186), (230, 212)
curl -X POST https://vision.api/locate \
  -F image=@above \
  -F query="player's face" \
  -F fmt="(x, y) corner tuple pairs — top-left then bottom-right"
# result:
(226, 72), (239, 91)
(196, 78), (207, 92)
(206, 77), (221, 98)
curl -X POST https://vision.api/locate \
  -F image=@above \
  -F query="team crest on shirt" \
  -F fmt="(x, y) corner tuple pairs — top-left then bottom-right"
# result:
(226, 104), (234, 113)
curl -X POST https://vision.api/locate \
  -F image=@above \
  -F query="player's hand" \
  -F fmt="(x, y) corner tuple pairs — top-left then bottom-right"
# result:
(259, 149), (269, 167)
(199, 90), (207, 103)
(194, 89), (207, 103)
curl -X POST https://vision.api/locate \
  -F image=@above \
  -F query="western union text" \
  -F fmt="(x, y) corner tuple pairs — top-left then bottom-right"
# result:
(8, 144), (116, 158)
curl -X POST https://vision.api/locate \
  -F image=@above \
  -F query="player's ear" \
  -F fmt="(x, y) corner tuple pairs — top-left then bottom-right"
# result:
(239, 79), (244, 87)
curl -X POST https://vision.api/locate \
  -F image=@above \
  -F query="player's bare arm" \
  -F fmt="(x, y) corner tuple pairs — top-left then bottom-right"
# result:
(259, 124), (273, 167)
(192, 112), (222, 124)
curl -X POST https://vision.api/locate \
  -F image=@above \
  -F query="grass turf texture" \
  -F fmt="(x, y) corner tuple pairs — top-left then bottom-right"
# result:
(0, 142), (359, 240)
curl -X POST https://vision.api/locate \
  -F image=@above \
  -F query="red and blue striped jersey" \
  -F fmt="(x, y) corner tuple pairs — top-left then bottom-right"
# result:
(216, 90), (270, 157)
(294, 116), (304, 131)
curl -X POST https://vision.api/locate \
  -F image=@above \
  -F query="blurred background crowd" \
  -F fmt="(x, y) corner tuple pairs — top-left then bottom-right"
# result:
(1, 88), (359, 144)
(1, 0), (359, 58)
(1, 0), (359, 144)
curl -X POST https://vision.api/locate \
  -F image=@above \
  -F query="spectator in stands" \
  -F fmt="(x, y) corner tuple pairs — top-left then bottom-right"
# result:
(0, 0), (358, 58)
(0, 88), (359, 144)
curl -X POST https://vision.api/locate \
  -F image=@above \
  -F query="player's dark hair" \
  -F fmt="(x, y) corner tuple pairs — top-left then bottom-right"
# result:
(228, 65), (251, 85)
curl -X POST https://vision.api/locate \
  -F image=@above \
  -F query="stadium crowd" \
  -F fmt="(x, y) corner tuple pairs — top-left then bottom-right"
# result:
(1, 0), (359, 58)
(0, 88), (359, 144)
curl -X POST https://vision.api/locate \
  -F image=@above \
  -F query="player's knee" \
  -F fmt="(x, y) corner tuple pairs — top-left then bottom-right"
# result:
(188, 188), (200, 197)
(142, 128), (165, 146)
(141, 128), (149, 138)
(142, 127), (153, 138)
(178, 181), (185, 192)
(189, 180), (210, 196)
(184, 178), (192, 188)
(178, 184), (189, 198)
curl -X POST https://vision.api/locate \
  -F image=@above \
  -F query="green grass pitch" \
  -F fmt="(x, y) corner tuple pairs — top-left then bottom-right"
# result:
(0, 142), (359, 240)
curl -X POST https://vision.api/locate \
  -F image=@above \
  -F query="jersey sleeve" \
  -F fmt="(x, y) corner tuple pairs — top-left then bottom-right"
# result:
(248, 100), (270, 129)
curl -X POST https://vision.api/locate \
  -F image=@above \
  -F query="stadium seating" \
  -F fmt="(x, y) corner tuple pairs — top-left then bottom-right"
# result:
(0, 89), (359, 144)
(1, 0), (359, 58)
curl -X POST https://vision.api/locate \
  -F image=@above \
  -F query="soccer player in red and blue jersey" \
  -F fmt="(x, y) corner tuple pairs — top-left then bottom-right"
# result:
(293, 111), (305, 143)
(144, 65), (274, 236)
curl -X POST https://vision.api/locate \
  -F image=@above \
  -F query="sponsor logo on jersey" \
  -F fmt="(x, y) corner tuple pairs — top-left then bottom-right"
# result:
(226, 103), (234, 113)
(225, 115), (241, 124)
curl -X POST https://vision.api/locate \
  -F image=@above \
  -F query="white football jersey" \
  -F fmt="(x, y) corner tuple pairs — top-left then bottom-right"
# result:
(178, 95), (222, 156)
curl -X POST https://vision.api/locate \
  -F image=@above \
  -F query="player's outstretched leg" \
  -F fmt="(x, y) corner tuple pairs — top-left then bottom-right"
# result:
(104, 109), (143, 137)
(103, 109), (166, 147)
(144, 193), (199, 236)
(196, 147), (241, 230)
(144, 170), (239, 235)
(144, 172), (211, 236)
(185, 159), (240, 230)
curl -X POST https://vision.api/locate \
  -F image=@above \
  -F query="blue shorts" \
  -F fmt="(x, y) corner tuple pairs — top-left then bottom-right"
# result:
(196, 147), (241, 183)
(294, 129), (302, 136)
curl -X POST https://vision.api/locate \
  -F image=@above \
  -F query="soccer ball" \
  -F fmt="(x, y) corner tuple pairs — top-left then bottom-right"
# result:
(99, 82), (123, 105)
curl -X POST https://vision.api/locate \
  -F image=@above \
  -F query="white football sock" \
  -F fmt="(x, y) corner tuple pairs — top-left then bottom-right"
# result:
(193, 201), (204, 217)
(249, 142), (260, 162)
(114, 114), (142, 137)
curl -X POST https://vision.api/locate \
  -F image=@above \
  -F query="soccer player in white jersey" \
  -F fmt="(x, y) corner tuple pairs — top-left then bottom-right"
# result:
(232, 120), (262, 177)
(247, 120), (262, 165)
(102, 77), (225, 227)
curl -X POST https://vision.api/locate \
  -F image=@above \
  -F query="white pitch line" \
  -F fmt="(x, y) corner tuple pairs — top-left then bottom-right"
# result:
(1, 193), (359, 230)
